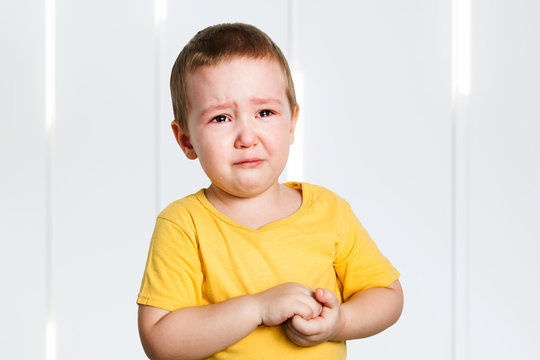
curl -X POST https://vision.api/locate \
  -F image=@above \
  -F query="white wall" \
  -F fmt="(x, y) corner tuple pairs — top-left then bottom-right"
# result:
(51, 1), (155, 358)
(467, 1), (540, 358)
(1, 0), (46, 358)
(1, 1), (538, 359)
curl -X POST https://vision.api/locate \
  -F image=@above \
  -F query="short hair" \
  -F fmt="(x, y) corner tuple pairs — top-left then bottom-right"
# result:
(170, 23), (297, 132)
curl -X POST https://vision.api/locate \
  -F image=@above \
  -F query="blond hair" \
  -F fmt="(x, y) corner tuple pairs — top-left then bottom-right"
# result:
(170, 23), (297, 131)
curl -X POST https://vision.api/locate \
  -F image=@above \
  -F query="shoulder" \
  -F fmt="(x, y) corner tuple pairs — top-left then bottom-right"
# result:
(148, 191), (208, 249)
(157, 190), (207, 228)
(301, 182), (351, 211)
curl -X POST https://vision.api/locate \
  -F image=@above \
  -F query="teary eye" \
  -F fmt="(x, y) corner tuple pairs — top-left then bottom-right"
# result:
(258, 109), (274, 117)
(211, 115), (229, 123)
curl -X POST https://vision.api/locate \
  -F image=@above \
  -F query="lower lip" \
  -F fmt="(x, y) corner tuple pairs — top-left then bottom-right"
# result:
(234, 160), (263, 167)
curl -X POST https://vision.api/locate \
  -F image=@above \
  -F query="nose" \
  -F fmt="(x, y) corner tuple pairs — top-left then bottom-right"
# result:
(234, 120), (259, 149)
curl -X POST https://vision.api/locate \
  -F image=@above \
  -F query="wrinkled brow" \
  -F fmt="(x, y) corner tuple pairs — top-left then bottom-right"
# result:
(198, 101), (235, 118)
(249, 97), (284, 106)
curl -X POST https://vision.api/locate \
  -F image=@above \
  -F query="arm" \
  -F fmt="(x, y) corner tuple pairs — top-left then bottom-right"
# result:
(139, 295), (258, 360)
(139, 282), (322, 360)
(285, 279), (403, 346)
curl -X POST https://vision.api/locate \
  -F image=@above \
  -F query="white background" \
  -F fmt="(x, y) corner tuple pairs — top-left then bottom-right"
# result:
(1, 0), (539, 359)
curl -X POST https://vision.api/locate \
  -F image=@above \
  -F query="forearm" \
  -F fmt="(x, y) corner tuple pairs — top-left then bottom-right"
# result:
(331, 280), (403, 341)
(140, 295), (260, 360)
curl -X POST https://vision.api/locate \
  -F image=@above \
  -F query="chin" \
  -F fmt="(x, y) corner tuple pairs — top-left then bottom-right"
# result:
(230, 179), (276, 198)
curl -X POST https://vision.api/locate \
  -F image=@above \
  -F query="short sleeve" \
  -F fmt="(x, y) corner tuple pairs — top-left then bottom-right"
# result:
(137, 216), (204, 311)
(333, 202), (400, 302)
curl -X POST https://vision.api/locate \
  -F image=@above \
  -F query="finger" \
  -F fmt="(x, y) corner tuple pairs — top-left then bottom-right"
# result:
(293, 294), (322, 319)
(315, 288), (339, 310)
(290, 313), (325, 336)
(285, 321), (312, 347)
(305, 296), (323, 318)
(297, 284), (317, 299)
(291, 300), (319, 320)
(287, 317), (322, 342)
(288, 282), (313, 293)
(287, 316), (306, 336)
(287, 317), (326, 346)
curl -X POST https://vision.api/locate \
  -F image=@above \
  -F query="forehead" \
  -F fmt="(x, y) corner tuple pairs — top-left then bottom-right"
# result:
(185, 56), (287, 103)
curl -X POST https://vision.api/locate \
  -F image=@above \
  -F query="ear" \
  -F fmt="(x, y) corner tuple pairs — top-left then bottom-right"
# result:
(171, 120), (198, 160)
(289, 104), (299, 145)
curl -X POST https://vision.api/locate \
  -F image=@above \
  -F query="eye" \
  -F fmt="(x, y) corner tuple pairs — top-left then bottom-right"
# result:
(211, 114), (230, 123)
(258, 109), (274, 118)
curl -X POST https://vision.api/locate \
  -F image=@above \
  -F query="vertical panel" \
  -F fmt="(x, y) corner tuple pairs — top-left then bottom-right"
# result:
(0, 0), (47, 358)
(53, 1), (155, 358)
(159, 0), (290, 208)
(298, 1), (453, 358)
(468, 1), (540, 358)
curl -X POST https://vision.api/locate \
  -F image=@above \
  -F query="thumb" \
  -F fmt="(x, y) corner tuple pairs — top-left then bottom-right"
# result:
(315, 288), (339, 309)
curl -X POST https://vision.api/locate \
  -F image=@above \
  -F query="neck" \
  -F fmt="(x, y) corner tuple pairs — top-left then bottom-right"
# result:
(205, 182), (302, 229)
(206, 182), (283, 212)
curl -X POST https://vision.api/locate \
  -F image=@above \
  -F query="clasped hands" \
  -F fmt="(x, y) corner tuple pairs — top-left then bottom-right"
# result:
(255, 282), (344, 347)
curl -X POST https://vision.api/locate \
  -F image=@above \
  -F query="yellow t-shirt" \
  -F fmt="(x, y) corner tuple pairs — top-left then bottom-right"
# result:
(137, 182), (399, 359)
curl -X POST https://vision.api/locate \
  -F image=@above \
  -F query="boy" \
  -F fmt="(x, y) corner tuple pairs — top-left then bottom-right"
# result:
(137, 23), (403, 359)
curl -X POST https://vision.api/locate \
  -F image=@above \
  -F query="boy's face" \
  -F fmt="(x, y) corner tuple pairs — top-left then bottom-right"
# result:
(172, 56), (298, 198)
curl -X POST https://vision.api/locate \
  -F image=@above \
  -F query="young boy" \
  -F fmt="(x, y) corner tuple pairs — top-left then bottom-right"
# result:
(137, 23), (403, 359)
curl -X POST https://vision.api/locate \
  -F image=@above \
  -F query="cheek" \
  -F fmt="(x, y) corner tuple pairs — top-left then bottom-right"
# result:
(191, 130), (219, 153)
(276, 122), (294, 147)
(193, 136), (229, 167)
(265, 127), (292, 159)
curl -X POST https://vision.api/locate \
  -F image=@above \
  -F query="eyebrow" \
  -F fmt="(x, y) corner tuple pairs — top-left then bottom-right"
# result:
(199, 98), (284, 118)
(249, 97), (284, 106)
(199, 101), (235, 119)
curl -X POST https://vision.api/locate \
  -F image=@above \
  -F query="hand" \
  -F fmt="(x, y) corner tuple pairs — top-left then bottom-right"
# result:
(285, 288), (344, 347)
(254, 282), (323, 327)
